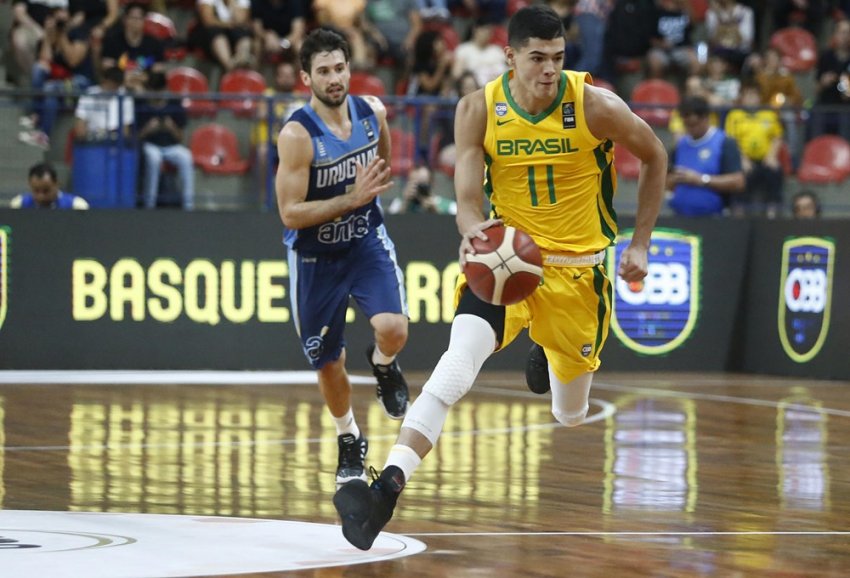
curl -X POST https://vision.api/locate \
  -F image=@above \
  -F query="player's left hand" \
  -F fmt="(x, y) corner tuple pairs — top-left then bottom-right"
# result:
(618, 244), (649, 283)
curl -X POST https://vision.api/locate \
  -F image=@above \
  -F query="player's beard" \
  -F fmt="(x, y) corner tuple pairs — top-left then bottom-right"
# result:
(315, 84), (348, 108)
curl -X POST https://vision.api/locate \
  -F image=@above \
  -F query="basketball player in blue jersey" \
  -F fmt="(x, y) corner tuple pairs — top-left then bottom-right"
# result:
(334, 5), (668, 550)
(275, 29), (410, 488)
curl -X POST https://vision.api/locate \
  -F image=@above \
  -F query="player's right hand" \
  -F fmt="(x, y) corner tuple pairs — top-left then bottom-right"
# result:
(350, 157), (393, 207)
(459, 218), (502, 266)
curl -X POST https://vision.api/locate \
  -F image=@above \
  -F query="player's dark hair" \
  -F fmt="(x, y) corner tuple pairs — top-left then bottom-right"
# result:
(29, 162), (58, 182)
(508, 5), (565, 49)
(299, 28), (351, 74)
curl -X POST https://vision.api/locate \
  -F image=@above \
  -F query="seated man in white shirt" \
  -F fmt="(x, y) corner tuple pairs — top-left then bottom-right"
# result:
(73, 66), (134, 140)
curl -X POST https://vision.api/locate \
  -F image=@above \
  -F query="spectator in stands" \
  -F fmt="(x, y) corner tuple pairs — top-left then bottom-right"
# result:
(194, 0), (255, 71)
(771, 0), (827, 41)
(19, 7), (95, 150)
(791, 190), (821, 219)
(136, 72), (195, 211)
(571, 0), (612, 77)
(253, 60), (306, 205)
(363, 0), (422, 71)
(545, 0), (581, 70)
(724, 84), (785, 218)
(312, 0), (373, 68)
(433, 70), (479, 171)
(750, 47), (803, 109)
(419, 0), (450, 20)
(408, 28), (454, 164)
(101, 2), (166, 92)
(389, 165), (456, 214)
(705, 0), (754, 72)
(69, 0), (120, 70)
(647, 0), (698, 79)
(251, 0), (306, 63)
(451, 17), (508, 88)
(11, 162), (89, 209)
(666, 95), (745, 216)
(604, 0), (656, 80)
(10, 0), (69, 88)
(72, 66), (134, 140)
(668, 74), (719, 142)
(812, 19), (850, 140)
(704, 54), (740, 107)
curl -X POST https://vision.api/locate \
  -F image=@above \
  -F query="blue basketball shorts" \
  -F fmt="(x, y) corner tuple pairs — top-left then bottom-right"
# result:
(287, 225), (408, 369)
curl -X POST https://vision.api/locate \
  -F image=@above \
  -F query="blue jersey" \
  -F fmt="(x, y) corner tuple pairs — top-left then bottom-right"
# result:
(670, 127), (727, 216)
(15, 191), (86, 209)
(283, 95), (384, 253)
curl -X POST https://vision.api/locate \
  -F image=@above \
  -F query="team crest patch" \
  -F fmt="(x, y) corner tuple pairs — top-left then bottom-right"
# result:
(607, 229), (701, 355)
(495, 102), (508, 117)
(581, 344), (592, 357)
(778, 237), (835, 363)
(361, 119), (375, 140)
(562, 102), (576, 129)
(0, 227), (8, 333)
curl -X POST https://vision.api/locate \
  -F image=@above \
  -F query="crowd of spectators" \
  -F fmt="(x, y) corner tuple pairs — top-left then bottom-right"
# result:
(6, 0), (850, 217)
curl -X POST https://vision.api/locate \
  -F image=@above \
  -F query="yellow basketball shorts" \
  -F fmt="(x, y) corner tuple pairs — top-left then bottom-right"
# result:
(455, 262), (613, 384)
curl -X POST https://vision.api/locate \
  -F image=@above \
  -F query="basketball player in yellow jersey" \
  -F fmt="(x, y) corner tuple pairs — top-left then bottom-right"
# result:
(333, 4), (668, 550)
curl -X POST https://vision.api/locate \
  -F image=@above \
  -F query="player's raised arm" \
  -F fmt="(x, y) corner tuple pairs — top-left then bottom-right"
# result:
(454, 89), (500, 265)
(275, 121), (392, 230)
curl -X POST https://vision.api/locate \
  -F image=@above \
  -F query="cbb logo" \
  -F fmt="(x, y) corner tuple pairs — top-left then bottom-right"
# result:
(616, 263), (690, 306)
(608, 229), (701, 356)
(777, 237), (835, 363)
(783, 268), (826, 313)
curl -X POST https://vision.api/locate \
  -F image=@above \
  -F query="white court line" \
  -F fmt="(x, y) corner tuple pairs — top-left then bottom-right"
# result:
(593, 381), (850, 418)
(0, 370), (374, 385)
(408, 531), (850, 538)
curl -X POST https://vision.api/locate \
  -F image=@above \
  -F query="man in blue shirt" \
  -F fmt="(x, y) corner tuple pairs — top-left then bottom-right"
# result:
(667, 96), (745, 216)
(275, 29), (410, 488)
(11, 162), (89, 209)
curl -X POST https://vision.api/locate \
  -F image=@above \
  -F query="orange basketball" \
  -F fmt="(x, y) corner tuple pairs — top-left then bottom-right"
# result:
(462, 225), (543, 306)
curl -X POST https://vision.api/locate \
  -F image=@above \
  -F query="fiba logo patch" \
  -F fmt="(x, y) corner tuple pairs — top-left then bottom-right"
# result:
(0, 227), (8, 333)
(607, 229), (701, 355)
(495, 102), (508, 117)
(778, 237), (835, 363)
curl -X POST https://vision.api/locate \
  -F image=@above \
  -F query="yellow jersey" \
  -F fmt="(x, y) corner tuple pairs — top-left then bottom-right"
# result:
(483, 70), (617, 254)
(723, 108), (783, 162)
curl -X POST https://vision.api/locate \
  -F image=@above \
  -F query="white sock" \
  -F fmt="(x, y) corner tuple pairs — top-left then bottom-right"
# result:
(371, 343), (395, 365)
(331, 408), (360, 438)
(384, 444), (422, 482)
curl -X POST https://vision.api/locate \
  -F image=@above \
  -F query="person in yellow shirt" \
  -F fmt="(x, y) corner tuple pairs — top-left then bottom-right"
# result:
(333, 4), (668, 551)
(724, 83), (785, 218)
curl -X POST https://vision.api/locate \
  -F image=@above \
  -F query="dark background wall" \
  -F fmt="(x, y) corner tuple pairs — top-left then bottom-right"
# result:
(0, 211), (846, 379)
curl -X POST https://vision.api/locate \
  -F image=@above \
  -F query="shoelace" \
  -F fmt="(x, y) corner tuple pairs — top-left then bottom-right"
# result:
(339, 438), (365, 468)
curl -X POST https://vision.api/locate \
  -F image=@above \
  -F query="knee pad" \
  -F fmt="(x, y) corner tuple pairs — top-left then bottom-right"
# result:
(553, 405), (588, 427)
(422, 349), (475, 406)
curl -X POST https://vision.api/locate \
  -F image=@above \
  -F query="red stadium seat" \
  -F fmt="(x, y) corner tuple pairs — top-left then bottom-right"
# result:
(489, 25), (508, 47)
(190, 124), (250, 175)
(423, 21), (460, 51)
(166, 66), (216, 117)
(390, 128), (416, 177)
(614, 144), (641, 180)
(630, 79), (680, 127)
(769, 27), (817, 73)
(797, 135), (850, 183)
(507, 0), (529, 17)
(349, 71), (386, 96)
(690, 0), (709, 22)
(143, 12), (185, 61)
(219, 69), (267, 117)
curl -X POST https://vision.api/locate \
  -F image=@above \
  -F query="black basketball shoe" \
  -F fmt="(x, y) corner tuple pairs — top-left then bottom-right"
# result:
(525, 343), (551, 394)
(367, 344), (410, 419)
(336, 433), (368, 487)
(333, 466), (405, 550)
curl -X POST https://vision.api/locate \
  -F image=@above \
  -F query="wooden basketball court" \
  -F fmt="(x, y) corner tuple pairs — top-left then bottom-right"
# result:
(2, 370), (849, 576)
